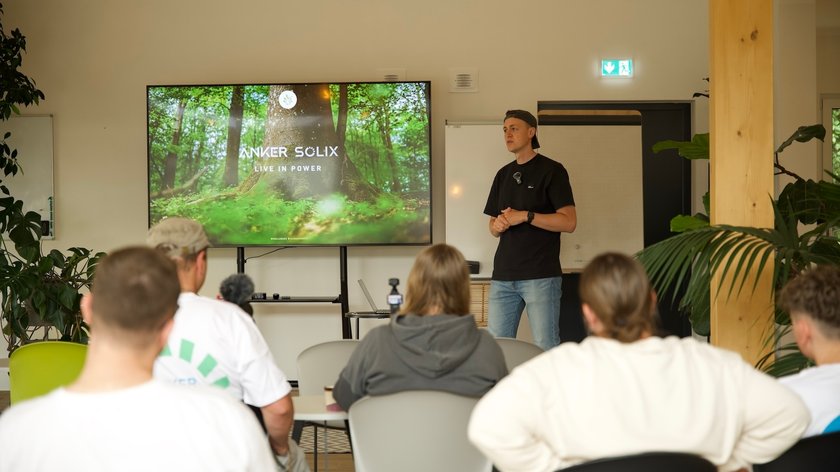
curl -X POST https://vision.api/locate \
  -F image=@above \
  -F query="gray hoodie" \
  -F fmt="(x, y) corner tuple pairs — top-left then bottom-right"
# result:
(332, 314), (508, 410)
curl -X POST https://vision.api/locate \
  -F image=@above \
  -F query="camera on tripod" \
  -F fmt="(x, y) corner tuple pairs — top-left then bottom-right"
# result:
(387, 278), (403, 314)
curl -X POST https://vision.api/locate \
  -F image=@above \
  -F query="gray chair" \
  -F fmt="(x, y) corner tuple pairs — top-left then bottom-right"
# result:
(348, 390), (491, 472)
(494, 337), (543, 371)
(294, 339), (360, 468)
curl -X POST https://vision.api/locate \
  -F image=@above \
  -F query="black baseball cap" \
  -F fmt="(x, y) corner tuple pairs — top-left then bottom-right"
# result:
(504, 109), (540, 149)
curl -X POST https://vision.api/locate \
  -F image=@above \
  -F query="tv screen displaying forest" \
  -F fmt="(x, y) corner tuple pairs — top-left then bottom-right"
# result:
(147, 81), (432, 246)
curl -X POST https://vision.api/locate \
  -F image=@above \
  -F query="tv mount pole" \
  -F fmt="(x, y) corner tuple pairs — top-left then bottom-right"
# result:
(339, 246), (351, 338)
(236, 245), (352, 339)
(236, 246), (246, 274)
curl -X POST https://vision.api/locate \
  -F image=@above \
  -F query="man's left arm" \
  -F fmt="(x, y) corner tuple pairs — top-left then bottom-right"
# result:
(502, 205), (577, 233)
(261, 394), (294, 456)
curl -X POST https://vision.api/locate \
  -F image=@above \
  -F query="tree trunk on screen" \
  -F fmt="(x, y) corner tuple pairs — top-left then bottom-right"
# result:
(223, 85), (244, 187)
(161, 98), (187, 190)
(380, 111), (401, 193)
(257, 84), (340, 199)
(336, 84), (378, 201)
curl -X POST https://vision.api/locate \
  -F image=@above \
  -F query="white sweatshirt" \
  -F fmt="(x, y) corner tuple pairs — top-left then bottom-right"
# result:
(468, 336), (808, 472)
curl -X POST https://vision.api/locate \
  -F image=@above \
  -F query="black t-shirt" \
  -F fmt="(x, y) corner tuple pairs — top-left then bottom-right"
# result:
(483, 154), (575, 281)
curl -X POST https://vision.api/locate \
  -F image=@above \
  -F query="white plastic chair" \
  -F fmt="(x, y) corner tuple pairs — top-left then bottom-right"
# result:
(348, 390), (492, 472)
(494, 337), (543, 371)
(294, 339), (360, 469)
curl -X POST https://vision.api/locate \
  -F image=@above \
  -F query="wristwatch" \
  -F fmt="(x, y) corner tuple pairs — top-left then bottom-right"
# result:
(527, 211), (535, 224)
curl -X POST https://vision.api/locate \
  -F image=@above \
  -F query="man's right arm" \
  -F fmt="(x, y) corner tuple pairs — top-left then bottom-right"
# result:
(468, 361), (558, 472)
(726, 363), (809, 470)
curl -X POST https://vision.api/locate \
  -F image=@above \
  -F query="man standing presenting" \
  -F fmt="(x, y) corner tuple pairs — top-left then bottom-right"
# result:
(148, 217), (308, 472)
(484, 110), (576, 351)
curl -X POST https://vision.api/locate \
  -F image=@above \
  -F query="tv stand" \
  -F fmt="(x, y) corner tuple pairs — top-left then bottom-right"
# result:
(235, 246), (352, 338)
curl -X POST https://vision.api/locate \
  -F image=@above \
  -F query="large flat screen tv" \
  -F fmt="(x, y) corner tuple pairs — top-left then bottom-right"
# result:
(147, 81), (431, 246)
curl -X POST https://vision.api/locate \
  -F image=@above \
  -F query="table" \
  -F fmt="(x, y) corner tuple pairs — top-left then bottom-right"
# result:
(293, 394), (348, 422)
(344, 311), (391, 339)
(293, 395), (349, 471)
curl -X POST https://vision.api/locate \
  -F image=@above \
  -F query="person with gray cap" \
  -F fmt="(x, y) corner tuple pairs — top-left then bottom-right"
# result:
(483, 109), (576, 351)
(147, 217), (309, 472)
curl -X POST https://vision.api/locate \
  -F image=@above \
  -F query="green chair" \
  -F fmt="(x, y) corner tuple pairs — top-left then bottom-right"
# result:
(9, 341), (87, 405)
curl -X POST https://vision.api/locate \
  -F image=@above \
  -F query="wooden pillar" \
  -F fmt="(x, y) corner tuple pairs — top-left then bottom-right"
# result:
(709, 0), (775, 363)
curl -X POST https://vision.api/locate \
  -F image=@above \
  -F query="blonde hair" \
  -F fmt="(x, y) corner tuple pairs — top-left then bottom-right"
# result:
(579, 252), (656, 342)
(402, 244), (471, 316)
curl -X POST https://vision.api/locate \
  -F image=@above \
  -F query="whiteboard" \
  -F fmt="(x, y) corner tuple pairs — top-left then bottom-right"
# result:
(0, 116), (54, 238)
(444, 123), (644, 276)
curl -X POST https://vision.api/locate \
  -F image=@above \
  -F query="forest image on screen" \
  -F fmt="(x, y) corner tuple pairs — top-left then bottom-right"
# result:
(148, 82), (431, 246)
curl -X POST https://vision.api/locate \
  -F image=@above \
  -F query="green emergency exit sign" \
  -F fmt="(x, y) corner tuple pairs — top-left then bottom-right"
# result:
(601, 59), (633, 77)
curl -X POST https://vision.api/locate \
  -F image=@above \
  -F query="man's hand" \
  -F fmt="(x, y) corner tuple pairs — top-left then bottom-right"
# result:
(489, 214), (512, 237)
(501, 207), (528, 226)
(275, 440), (310, 472)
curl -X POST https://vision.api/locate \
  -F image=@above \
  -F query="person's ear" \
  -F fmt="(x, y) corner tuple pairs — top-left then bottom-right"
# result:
(791, 313), (815, 359)
(528, 127), (536, 139)
(582, 303), (604, 336)
(81, 293), (94, 326)
(157, 317), (175, 352)
(198, 249), (209, 272)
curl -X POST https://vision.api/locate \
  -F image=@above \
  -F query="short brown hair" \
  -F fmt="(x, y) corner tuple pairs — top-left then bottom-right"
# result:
(579, 252), (656, 342)
(402, 244), (471, 316)
(778, 265), (840, 339)
(91, 246), (180, 341)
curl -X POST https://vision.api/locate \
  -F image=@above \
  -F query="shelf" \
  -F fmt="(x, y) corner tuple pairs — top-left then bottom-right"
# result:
(250, 296), (340, 304)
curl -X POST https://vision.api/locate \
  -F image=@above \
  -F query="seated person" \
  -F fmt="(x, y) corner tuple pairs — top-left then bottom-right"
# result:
(468, 252), (809, 472)
(0, 247), (276, 471)
(778, 265), (840, 437)
(147, 217), (307, 472)
(332, 243), (508, 410)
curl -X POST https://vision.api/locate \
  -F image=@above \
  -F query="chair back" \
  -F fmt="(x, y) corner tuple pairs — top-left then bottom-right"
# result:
(753, 431), (840, 472)
(495, 337), (543, 371)
(348, 390), (491, 472)
(561, 452), (716, 472)
(9, 341), (87, 405)
(297, 339), (360, 395)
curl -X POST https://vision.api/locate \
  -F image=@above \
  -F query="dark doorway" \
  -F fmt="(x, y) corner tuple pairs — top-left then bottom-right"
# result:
(538, 101), (693, 340)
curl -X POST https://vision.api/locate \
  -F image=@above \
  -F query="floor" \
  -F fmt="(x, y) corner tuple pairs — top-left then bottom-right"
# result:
(1, 389), (353, 471)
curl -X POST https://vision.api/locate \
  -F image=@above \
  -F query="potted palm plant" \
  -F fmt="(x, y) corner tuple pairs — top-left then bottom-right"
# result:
(637, 124), (840, 376)
(0, 2), (104, 353)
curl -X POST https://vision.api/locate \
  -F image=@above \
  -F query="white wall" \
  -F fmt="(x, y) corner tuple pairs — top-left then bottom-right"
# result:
(818, 33), (840, 94)
(775, 0), (820, 190)
(817, 0), (840, 98)
(2, 0), (713, 374)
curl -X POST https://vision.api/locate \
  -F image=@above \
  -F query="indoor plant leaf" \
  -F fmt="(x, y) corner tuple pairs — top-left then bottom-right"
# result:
(652, 133), (709, 160)
(775, 124), (826, 155)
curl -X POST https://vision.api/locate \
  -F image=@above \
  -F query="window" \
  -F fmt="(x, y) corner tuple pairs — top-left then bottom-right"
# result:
(822, 96), (840, 181)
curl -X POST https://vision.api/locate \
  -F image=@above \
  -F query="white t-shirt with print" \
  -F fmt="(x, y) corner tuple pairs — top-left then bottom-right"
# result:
(0, 380), (276, 472)
(154, 292), (291, 406)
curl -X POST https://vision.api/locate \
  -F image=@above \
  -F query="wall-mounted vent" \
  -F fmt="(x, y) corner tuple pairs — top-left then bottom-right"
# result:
(377, 68), (406, 82)
(449, 68), (478, 93)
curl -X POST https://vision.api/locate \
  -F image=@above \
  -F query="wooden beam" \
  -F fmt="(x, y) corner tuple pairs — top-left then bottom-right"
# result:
(709, 0), (775, 363)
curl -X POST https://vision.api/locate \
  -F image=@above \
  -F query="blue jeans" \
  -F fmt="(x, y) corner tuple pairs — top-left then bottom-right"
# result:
(488, 277), (562, 351)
